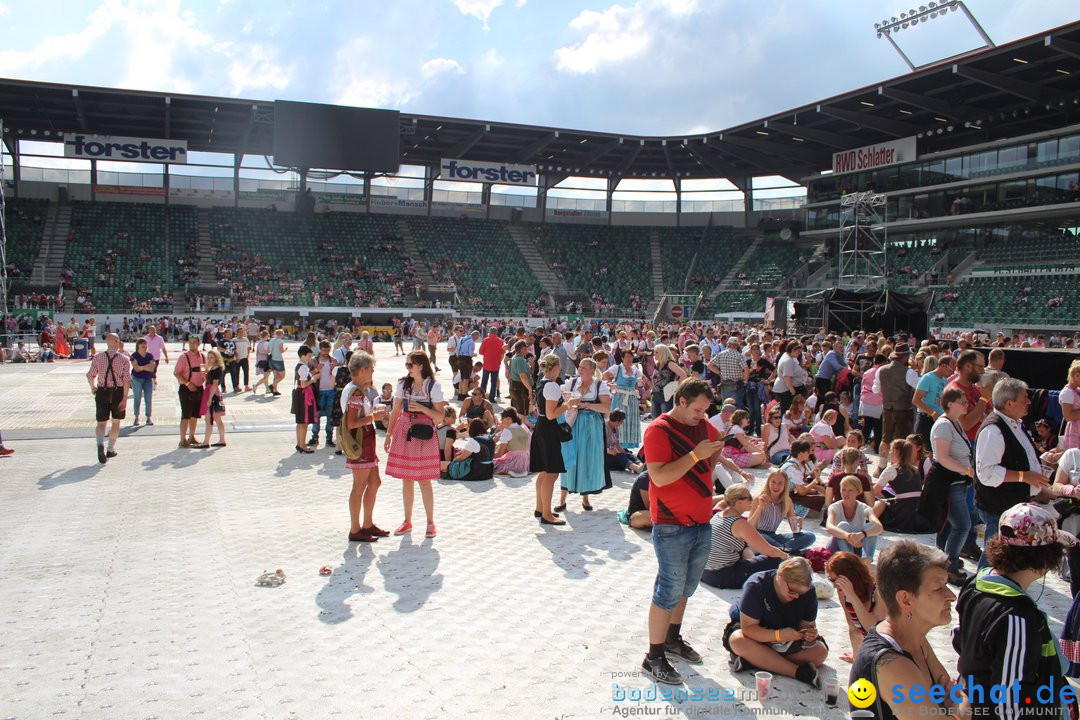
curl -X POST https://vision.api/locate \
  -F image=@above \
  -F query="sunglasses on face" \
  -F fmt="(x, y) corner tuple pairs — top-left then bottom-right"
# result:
(404, 362), (414, 368)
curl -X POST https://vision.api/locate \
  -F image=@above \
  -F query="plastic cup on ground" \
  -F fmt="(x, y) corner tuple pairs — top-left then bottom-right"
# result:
(825, 676), (839, 706)
(755, 671), (773, 699)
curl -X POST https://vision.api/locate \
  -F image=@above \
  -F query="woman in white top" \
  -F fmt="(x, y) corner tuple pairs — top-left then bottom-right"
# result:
(556, 358), (612, 512)
(761, 407), (792, 465)
(924, 386), (976, 585)
(251, 330), (272, 394)
(1059, 360), (1080, 450)
(826, 475), (884, 561)
(810, 409), (843, 464)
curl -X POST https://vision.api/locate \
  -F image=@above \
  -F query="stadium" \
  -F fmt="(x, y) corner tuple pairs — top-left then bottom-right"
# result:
(4, 6), (1080, 720)
(4, 19), (1079, 336)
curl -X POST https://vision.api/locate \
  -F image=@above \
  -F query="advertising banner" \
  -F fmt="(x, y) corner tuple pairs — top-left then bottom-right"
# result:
(440, 158), (537, 186)
(370, 197), (428, 209)
(832, 137), (916, 174)
(93, 184), (165, 197)
(65, 134), (188, 164)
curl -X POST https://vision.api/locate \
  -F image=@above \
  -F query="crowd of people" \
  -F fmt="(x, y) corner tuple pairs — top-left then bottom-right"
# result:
(11, 310), (1080, 715)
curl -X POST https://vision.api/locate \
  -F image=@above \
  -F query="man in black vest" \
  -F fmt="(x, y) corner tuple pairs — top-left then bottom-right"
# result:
(973, 377), (1050, 571)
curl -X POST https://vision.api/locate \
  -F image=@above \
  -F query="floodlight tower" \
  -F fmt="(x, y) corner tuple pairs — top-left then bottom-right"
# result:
(837, 191), (887, 290)
(875, 1), (994, 70)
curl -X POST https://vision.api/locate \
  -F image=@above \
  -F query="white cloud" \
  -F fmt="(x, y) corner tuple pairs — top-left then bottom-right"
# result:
(0, 4), (11, 18)
(225, 44), (293, 95)
(0, 2), (113, 73)
(515, 0), (526, 6)
(332, 39), (419, 109)
(553, 0), (700, 74)
(451, 0), (503, 30)
(481, 48), (503, 68)
(420, 57), (465, 79)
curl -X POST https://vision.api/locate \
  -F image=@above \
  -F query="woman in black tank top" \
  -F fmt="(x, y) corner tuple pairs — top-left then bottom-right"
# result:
(848, 540), (957, 720)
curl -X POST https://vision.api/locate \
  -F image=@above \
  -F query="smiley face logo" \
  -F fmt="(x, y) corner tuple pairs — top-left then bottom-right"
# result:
(848, 678), (877, 708)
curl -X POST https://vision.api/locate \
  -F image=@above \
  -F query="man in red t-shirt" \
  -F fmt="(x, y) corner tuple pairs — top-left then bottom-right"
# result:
(478, 327), (506, 403)
(947, 349), (991, 442)
(640, 378), (725, 686)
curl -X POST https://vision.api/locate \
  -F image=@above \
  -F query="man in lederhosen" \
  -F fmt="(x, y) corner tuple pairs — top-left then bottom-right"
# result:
(86, 332), (131, 464)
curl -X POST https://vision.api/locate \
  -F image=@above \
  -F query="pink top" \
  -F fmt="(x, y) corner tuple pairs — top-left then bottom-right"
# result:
(142, 333), (167, 360)
(861, 366), (882, 406)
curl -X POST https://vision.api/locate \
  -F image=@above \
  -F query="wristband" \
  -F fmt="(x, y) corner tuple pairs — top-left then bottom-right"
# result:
(1019, 471), (1025, 484)
(775, 629), (782, 642)
(690, 451), (700, 464)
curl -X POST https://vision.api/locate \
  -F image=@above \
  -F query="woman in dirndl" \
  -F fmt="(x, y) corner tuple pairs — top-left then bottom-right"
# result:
(493, 408), (532, 477)
(341, 350), (389, 543)
(530, 353), (580, 525)
(1059, 360), (1080, 450)
(384, 350), (446, 539)
(556, 358), (612, 512)
(607, 348), (647, 450)
(292, 345), (318, 453)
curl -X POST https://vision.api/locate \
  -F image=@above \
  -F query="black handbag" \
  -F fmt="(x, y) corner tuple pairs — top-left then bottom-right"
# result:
(556, 420), (573, 443)
(406, 423), (434, 441)
(1054, 497), (1080, 522)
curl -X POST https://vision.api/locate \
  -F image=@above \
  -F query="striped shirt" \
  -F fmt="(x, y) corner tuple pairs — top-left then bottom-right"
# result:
(755, 502), (785, 534)
(86, 350), (131, 388)
(705, 514), (747, 570)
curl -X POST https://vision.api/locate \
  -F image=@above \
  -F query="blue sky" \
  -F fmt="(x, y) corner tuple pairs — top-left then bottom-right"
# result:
(1, 0), (1077, 137)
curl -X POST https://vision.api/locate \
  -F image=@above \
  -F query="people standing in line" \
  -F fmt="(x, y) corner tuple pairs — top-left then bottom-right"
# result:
(555, 357), (612, 513)
(384, 350), (446, 539)
(195, 348), (227, 449)
(954, 503), (1074, 720)
(232, 326), (252, 393)
(86, 332), (131, 464)
(267, 329), (287, 396)
(530, 354), (581, 524)
(129, 338), (156, 426)
(848, 541), (957, 719)
(292, 345), (318, 454)
(973, 378), (1052, 570)
(638, 378), (725, 685)
(341, 351), (389, 542)
(309, 341), (337, 448)
(174, 335), (206, 448)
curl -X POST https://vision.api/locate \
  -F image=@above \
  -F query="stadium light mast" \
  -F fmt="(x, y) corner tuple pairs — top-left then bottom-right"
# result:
(875, 1), (994, 71)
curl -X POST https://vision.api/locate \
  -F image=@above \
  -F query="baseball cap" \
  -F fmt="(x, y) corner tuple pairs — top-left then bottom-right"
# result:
(999, 503), (1076, 548)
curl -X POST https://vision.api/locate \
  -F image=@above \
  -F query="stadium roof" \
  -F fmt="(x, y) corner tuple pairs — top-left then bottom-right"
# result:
(2, 20), (1080, 188)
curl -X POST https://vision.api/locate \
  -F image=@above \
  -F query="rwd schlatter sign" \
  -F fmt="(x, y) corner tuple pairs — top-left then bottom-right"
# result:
(831, 137), (915, 175)
(64, 134), (188, 164)
(440, 158), (537, 186)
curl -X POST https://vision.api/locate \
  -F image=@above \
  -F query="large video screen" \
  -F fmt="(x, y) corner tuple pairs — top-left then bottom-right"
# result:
(273, 100), (400, 173)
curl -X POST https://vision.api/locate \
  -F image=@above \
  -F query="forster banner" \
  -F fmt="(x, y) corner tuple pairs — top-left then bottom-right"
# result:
(65, 134), (189, 164)
(832, 137), (916, 174)
(439, 158), (537, 186)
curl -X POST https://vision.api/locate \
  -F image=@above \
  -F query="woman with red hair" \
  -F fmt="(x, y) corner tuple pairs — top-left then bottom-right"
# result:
(826, 551), (886, 663)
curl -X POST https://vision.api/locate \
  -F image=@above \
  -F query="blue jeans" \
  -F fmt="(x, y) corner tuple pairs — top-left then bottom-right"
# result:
(651, 390), (672, 419)
(651, 523), (712, 610)
(745, 382), (763, 435)
(936, 482), (973, 573)
(759, 529), (816, 553)
(131, 376), (153, 418)
(830, 520), (879, 560)
(481, 369), (499, 402)
(770, 450), (791, 465)
(701, 554), (782, 589)
(311, 389), (336, 440)
(720, 382), (743, 408)
(977, 507), (1001, 572)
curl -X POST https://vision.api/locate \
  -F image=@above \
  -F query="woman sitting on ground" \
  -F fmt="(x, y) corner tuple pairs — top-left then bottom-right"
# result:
(810, 409), (844, 465)
(492, 408), (532, 478)
(824, 446), (874, 510)
(723, 557), (828, 688)
(826, 475), (884, 562)
(721, 409), (767, 468)
(459, 388), (496, 433)
(827, 551), (886, 663)
(761, 408), (792, 465)
(700, 485), (789, 589)
(828, 429), (869, 476)
(436, 407), (458, 463)
(848, 541), (957, 719)
(872, 439), (931, 533)
(443, 419), (495, 481)
(747, 470), (816, 553)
